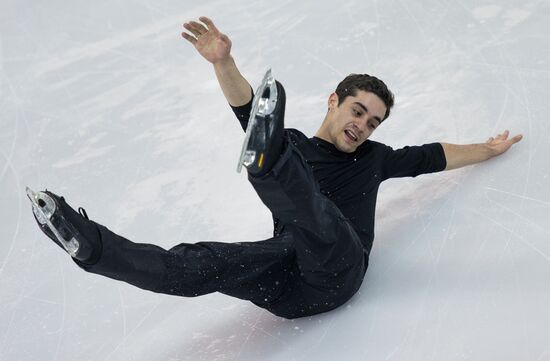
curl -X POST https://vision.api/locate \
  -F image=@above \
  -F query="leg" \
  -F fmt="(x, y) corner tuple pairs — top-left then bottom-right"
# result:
(28, 188), (296, 306)
(238, 75), (365, 310)
(75, 222), (295, 306)
(248, 133), (366, 295)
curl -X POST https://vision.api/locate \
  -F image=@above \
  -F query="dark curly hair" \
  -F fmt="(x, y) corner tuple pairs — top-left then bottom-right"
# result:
(334, 74), (394, 121)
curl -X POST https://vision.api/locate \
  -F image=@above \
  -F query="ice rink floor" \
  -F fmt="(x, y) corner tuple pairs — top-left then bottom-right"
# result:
(1, 0), (549, 360)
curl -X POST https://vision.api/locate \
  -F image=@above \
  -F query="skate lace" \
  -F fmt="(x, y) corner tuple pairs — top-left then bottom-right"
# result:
(78, 207), (89, 220)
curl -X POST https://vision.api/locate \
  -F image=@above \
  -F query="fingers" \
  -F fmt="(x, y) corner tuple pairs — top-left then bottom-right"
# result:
(496, 130), (524, 142)
(511, 134), (523, 143)
(487, 130), (523, 146)
(488, 130), (510, 142)
(182, 16), (218, 38)
(183, 21), (205, 38)
(500, 130), (524, 142)
(494, 130), (509, 140)
(181, 31), (197, 45)
(502, 129), (509, 139)
(199, 16), (220, 34)
(181, 17), (222, 46)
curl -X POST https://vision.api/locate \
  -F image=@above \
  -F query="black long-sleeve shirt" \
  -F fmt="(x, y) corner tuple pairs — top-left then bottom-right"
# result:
(230, 94), (447, 254)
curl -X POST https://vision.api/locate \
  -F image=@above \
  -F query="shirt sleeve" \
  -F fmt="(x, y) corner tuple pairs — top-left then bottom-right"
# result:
(229, 86), (254, 132)
(381, 142), (447, 180)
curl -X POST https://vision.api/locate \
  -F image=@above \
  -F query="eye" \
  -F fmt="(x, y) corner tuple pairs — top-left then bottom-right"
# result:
(353, 109), (362, 117)
(369, 124), (376, 130)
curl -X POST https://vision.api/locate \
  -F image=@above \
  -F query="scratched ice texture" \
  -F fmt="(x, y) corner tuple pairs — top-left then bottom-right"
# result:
(1, 0), (549, 360)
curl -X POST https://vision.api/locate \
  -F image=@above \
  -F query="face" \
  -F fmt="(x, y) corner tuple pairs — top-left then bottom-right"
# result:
(316, 90), (387, 153)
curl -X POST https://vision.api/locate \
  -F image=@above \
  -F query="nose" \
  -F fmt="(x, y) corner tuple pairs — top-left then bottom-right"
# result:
(351, 123), (365, 135)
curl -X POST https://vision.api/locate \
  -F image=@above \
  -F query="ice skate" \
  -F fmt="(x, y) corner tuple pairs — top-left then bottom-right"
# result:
(237, 68), (286, 175)
(26, 187), (102, 264)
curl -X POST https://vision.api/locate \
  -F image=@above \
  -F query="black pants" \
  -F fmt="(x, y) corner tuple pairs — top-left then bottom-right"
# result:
(77, 132), (367, 319)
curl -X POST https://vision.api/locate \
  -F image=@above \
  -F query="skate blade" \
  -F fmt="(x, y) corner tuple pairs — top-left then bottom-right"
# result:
(26, 186), (80, 257)
(237, 68), (279, 173)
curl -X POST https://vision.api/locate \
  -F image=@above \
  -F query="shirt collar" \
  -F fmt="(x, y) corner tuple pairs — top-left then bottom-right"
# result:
(311, 136), (360, 158)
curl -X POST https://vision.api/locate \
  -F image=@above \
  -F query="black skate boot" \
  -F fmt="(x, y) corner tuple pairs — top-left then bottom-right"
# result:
(26, 187), (102, 264)
(237, 69), (286, 176)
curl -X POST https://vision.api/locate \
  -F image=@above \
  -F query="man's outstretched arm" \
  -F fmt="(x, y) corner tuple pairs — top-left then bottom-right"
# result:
(181, 16), (252, 106)
(440, 130), (523, 171)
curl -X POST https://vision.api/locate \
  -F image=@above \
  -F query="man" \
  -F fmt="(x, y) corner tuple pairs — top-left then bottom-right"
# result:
(29, 17), (523, 319)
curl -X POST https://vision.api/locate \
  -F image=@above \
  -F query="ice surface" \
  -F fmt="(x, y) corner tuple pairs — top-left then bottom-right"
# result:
(1, 0), (549, 360)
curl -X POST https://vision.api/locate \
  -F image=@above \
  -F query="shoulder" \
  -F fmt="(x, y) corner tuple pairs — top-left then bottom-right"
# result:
(362, 139), (388, 148)
(359, 139), (391, 155)
(284, 128), (309, 142)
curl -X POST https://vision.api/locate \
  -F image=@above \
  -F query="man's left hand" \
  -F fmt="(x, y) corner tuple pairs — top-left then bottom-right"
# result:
(485, 130), (523, 157)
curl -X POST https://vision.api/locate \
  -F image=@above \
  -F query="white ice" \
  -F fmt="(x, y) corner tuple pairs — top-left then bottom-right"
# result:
(1, 0), (549, 360)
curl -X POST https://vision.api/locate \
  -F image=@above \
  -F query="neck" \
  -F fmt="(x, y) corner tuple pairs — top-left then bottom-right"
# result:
(315, 116), (333, 144)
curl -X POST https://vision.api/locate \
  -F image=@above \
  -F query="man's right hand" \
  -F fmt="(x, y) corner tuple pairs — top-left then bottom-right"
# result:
(181, 16), (232, 65)
(181, 16), (252, 107)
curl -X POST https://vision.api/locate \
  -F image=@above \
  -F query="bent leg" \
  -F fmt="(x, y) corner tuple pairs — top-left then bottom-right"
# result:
(248, 132), (365, 291)
(75, 222), (295, 306)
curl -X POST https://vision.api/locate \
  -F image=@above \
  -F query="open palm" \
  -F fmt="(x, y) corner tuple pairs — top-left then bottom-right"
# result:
(181, 17), (232, 64)
(486, 130), (523, 156)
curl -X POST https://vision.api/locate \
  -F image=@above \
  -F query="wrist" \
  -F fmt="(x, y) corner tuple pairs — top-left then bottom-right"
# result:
(483, 142), (498, 158)
(213, 55), (234, 68)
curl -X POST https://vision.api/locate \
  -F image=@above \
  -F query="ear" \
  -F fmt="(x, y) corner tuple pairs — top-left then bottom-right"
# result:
(328, 92), (339, 111)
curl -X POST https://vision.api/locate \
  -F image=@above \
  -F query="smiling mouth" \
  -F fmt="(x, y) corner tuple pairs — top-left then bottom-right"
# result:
(344, 129), (358, 142)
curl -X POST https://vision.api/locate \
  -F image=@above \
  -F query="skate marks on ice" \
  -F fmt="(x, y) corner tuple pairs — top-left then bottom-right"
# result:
(1, 0), (550, 360)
